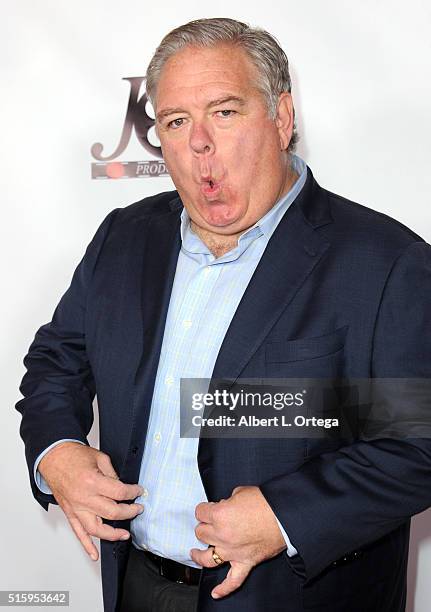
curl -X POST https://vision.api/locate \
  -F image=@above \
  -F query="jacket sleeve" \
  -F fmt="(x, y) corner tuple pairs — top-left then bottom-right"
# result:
(15, 209), (119, 511)
(259, 240), (431, 582)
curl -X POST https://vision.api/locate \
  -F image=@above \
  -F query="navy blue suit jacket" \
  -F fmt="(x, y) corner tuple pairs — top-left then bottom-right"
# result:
(17, 167), (431, 611)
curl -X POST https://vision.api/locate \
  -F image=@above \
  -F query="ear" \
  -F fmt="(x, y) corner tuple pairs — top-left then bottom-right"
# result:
(275, 92), (294, 151)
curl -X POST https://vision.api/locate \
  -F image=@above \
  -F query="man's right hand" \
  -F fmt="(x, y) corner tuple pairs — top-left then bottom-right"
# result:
(38, 441), (144, 561)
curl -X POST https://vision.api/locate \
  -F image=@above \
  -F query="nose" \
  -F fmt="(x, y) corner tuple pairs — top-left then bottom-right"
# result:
(189, 121), (215, 156)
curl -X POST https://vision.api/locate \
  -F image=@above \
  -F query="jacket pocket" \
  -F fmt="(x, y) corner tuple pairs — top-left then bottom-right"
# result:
(265, 326), (348, 363)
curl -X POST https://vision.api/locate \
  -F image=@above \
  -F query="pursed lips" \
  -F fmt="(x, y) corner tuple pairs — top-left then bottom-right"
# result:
(200, 179), (222, 198)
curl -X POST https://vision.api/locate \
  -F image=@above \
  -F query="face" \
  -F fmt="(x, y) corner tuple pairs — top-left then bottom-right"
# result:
(154, 44), (294, 236)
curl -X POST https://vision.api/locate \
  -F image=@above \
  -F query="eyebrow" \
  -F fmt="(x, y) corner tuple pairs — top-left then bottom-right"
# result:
(156, 95), (246, 122)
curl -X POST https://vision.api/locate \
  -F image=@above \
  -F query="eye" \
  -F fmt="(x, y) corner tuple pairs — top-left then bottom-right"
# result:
(167, 117), (185, 129)
(216, 109), (237, 118)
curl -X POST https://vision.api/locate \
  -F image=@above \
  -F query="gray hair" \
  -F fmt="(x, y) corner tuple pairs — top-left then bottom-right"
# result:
(145, 17), (299, 152)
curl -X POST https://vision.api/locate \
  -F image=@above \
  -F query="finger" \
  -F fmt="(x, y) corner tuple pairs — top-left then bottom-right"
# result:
(87, 496), (144, 522)
(67, 514), (99, 561)
(96, 453), (120, 479)
(190, 546), (224, 568)
(89, 472), (144, 501)
(78, 512), (133, 542)
(194, 522), (216, 545)
(211, 562), (251, 599)
(195, 501), (216, 524)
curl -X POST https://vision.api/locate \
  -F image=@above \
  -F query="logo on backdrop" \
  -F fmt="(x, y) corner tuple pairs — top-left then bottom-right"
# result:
(90, 77), (169, 180)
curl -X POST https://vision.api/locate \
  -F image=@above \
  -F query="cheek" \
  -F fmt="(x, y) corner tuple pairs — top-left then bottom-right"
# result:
(219, 134), (258, 176)
(161, 143), (192, 181)
(228, 135), (265, 185)
(240, 124), (274, 156)
(162, 143), (184, 168)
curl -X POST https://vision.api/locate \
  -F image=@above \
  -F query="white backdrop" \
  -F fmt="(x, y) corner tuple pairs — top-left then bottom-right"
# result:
(2, 1), (431, 610)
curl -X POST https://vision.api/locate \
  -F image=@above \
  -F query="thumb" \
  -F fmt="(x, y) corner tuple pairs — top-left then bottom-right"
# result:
(211, 561), (251, 599)
(96, 452), (119, 479)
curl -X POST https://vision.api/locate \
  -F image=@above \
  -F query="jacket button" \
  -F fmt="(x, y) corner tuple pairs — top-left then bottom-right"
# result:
(131, 446), (139, 455)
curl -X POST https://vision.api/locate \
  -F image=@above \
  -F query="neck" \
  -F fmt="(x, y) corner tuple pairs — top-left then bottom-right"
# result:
(190, 222), (240, 258)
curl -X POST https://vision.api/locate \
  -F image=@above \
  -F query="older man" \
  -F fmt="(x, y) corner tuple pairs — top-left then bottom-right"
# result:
(16, 17), (431, 612)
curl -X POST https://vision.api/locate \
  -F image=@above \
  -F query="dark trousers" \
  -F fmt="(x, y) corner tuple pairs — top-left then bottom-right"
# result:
(119, 545), (199, 612)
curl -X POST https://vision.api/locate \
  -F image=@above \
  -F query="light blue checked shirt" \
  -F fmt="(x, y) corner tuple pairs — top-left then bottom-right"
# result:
(35, 154), (307, 567)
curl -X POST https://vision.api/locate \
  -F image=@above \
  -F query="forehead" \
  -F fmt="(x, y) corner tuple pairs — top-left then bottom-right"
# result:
(155, 44), (260, 108)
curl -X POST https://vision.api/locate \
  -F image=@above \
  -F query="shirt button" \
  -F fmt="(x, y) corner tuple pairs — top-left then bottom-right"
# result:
(154, 432), (162, 443)
(183, 319), (192, 329)
(165, 375), (174, 386)
(203, 266), (210, 276)
(142, 488), (149, 497)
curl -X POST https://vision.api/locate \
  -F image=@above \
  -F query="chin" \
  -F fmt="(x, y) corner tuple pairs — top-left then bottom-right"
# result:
(199, 202), (243, 228)
(202, 211), (242, 230)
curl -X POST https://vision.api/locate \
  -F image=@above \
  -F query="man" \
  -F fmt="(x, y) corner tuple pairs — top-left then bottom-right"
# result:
(16, 17), (431, 612)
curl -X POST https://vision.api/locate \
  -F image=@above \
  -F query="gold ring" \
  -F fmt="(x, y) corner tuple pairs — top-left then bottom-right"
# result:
(211, 547), (225, 565)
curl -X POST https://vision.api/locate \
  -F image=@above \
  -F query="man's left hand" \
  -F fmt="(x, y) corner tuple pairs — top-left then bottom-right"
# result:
(190, 485), (287, 599)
